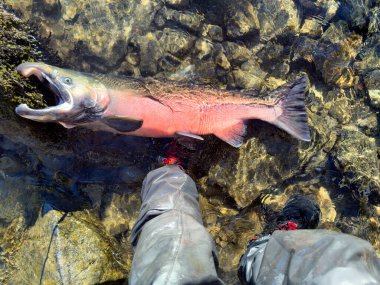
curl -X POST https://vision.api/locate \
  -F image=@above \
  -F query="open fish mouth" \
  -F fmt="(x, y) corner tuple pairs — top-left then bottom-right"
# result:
(15, 63), (73, 121)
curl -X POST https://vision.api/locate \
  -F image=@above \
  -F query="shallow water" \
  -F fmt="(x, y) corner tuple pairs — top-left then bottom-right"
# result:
(0, 0), (379, 284)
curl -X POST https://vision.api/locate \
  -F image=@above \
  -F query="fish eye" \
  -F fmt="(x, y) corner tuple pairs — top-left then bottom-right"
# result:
(63, 77), (73, 85)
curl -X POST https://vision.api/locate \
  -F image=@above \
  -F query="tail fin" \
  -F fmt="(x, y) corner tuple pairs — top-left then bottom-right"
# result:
(272, 76), (311, 141)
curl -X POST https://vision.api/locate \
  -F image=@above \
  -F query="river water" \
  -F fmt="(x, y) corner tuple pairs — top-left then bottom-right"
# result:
(0, 0), (379, 284)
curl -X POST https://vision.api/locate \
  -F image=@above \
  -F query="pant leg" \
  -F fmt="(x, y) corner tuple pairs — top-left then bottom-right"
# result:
(129, 165), (224, 285)
(238, 230), (380, 285)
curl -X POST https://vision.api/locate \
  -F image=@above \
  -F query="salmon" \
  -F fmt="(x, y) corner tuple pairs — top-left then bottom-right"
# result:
(15, 62), (311, 147)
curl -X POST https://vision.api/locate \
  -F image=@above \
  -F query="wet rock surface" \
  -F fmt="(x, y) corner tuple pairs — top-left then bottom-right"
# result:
(9, 210), (128, 284)
(0, 0), (380, 284)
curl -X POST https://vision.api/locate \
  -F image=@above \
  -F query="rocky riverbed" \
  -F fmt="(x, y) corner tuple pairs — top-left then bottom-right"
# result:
(0, 0), (379, 284)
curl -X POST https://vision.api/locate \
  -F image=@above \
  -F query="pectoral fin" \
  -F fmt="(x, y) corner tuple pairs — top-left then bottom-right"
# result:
(101, 116), (143, 132)
(176, 132), (204, 140)
(214, 121), (247, 148)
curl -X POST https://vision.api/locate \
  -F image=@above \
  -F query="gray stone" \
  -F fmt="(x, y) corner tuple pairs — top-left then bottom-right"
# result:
(228, 59), (267, 89)
(368, 6), (380, 35)
(363, 70), (380, 109)
(201, 24), (224, 42)
(222, 0), (259, 39)
(159, 28), (196, 58)
(333, 129), (380, 198)
(368, 90), (380, 109)
(165, 0), (189, 7)
(133, 33), (162, 76)
(354, 34), (380, 73)
(222, 41), (252, 65)
(3, 0), (163, 72)
(255, 0), (301, 41)
(215, 49), (231, 70)
(297, 0), (340, 24)
(292, 36), (318, 63)
(313, 21), (362, 87)
(194, 38), (214, 60)
(155, 7), (204, 32)
(8, 211), (129, 284)
(336, 0), (371, 30)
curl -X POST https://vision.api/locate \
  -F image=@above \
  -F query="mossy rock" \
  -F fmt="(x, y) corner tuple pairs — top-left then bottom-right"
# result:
(0, 5), (56, 115)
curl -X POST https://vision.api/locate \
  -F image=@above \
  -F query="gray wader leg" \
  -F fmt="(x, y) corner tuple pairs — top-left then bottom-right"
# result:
(238, 230), (380, 285)
(129, 165), (225, 285)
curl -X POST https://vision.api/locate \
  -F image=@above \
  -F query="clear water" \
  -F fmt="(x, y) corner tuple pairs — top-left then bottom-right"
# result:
(0, 0), (379, 284)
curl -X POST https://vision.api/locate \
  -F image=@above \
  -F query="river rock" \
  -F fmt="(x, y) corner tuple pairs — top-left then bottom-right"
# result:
(158, 27), (196, 58)
(222, 41), (252, 65)
(214, 49), (231, 70)
(100, 192), (140, 236)
(201, 24), (224, 42)
(1, 0), (380, 282)
(368, 6), (380, 35)
(3, 0), (163, 72)
(312, 21), (362, 87)
(221, 0), (259, 39)
(155, 7), (204, 32)
(362, 69), (380, 107)
(165, 0), (189, 7)
(336, 0), (372, 31)
(228, 59), (267, 90)
(354, 34), (380, 74)
(8, 210), (128, 284)
(333, 129), (380, 198)
(300, 18), (324, 38)
(297, 0), (340, 24)
(255, 0), (301, 41)
(292, 36), (318, 63)
(131, 33), (162, 76)
(194, 38), (214, 60)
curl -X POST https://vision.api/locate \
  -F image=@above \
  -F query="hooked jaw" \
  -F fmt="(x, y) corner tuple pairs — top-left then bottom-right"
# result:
(15, 62), (73, 122)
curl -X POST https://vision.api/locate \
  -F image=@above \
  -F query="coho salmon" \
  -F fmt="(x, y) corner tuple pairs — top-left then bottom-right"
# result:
(15, 62), (311, 147)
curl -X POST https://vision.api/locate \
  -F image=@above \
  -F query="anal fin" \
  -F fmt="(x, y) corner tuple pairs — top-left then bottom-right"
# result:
(214, 121), (247, 148)
(176, 131), (204, 140)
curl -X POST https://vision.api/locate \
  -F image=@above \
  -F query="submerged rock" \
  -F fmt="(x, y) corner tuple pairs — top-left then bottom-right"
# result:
(312, 21), (362, 87)
(336, 0), (372, 31)
(368, 6), (380, 35)
(8, 210), (128, 284)
(228, 60), (267, 90)
(155, 7), (204, 32)
(255, 0), (301, 41)
(0, 5), (51, 112)
(201, 24), (224, 42)
(131, 33), (162, 76)
(354, 33), (380, 74)
(1, 0), (380, 282)
(158, 27), (196, 58)
(3, 0), (163, 72)
(222, 41), (252, 65)
(221, 0), (259, 39)
(364, 70), (380, 109)
(333, 129), (380, 199)
(298, 0), (340, 24)
(165, 0), (189, 7)
(368, 90), (380, 109)
(300, 18), (323, 38)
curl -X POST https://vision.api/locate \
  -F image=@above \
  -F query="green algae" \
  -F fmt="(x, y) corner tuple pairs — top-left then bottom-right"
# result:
(0, 5), (48, 114)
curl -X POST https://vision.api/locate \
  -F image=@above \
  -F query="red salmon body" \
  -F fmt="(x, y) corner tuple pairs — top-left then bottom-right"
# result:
(15, 62), (311, 147)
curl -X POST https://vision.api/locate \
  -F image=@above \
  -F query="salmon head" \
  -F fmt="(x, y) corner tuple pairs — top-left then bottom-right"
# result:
(15, 62), (110, 128)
